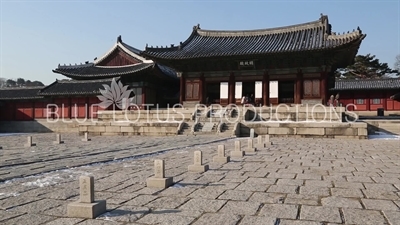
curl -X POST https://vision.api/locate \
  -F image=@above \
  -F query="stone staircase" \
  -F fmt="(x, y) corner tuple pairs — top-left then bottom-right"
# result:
(178, 122), (192, 135)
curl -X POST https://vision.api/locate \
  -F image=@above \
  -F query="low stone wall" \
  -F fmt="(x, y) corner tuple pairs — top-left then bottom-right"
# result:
(361, 120), (400, 135)
(0, 120), (81, 133)
(79, 121), (181, 136)
(97, 109), (194, 123)
(239, 122), (368, 139)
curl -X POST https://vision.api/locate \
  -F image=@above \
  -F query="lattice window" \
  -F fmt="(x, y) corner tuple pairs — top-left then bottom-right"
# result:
(372, 98), (381, 104)
(356, 99), (364, 104)
(303, 79), (320, 97)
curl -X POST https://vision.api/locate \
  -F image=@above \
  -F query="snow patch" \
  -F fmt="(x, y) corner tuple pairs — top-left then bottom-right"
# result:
(368, 131), (400, 140)
(0, 192), (19, 197)
(22, 174), (63, 187)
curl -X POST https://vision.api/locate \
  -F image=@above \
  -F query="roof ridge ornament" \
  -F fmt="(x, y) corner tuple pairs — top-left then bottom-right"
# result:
(117, 35), (122, 43)
(193, 24), (200, 30)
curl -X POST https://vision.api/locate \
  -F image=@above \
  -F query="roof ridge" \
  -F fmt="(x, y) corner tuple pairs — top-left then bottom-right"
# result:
(196, 18), (324, 37)
(58, 78), (116, 83)
(0, 86), (44, 90)
(95, 62), (153, 68)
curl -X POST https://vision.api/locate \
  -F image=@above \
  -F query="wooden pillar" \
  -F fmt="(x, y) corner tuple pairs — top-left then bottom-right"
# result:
(296, 70), (303, 104)
(179, 73), (185, 104)
(366, 92), (370, 111)
(142, 87), (146, 109)
(383, 92), (387, 110)
(320, 72), (328, 105)
(199, 73), (204, 104)
(69, 97), (72, 119)
(86, 97), (90, 118)
(229, 72), (235, 104)
(263, 71), (270, 106)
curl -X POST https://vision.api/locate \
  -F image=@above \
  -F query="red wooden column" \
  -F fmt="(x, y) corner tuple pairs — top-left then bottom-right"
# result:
(199, 73), (205, 104)
(228, 72), (235, 104)
(320, 72), (328, 105)
(263, 71), (270, 106)
(179, 73), (185, 104)
(366, 92), (370, 111)
(295, 69), (303, 104)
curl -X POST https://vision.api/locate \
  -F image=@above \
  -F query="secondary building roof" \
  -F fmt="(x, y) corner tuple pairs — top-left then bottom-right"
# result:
(38, 78), (115, 96)
(0, 87), (44, 100)
(331, 79), (400, 90)
(142, 14), (366, 60)
(53, 36), (177, 81)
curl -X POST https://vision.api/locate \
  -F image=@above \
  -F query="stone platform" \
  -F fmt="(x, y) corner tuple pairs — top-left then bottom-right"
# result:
(0, 133), (399, 224)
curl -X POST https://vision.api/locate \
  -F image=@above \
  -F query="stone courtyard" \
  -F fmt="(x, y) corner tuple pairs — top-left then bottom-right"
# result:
(0, 133), (399, 225)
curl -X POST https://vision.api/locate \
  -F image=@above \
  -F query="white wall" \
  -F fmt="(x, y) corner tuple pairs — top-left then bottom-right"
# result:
(270, 81), (278, 98)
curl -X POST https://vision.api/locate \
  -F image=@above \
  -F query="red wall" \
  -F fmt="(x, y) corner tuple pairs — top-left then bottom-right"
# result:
(0, 97), (101, 121)
(336, 90), (400, 111)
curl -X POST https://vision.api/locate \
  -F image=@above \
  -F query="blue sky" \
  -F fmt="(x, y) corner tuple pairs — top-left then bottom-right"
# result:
(1, 0), (399, 85)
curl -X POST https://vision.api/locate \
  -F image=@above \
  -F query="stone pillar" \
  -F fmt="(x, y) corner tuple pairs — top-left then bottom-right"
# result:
(263, 71), (270, 106)
(199, 73), (205, 104)
(213, 145), (230, 163)
(82, 132), (91, 142)
(67, 176), (106, 219)
(231, 140), (245, 157)
(229, 72), (235, 104)
(246, 138), (256, 152)
(179, 73), (185, 104)
(146, 159), (173, 188)
(24, 136), (36, 147)
(188, 151), (209, 172)
(53, 134), (64, 144)
(296, 70), (303, 104)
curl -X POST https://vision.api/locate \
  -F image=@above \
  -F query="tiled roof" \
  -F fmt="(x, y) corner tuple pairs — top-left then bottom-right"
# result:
(0, 87), (44, 100)
(53, 63), (154, 80)
(143, 15), (366, 60)
(38, 78), (115, 96)
(332, 79), (400, 90)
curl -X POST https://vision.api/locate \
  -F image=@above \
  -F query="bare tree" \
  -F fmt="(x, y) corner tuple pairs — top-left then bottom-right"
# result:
(394, 54), (400, 72)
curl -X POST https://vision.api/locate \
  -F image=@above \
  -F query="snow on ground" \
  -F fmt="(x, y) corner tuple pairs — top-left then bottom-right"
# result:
(368, 131), (400, 140)
(0, 133), (29, 137)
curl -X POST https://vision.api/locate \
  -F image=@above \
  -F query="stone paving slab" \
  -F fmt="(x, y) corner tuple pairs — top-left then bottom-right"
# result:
(0, 134), (400, 224)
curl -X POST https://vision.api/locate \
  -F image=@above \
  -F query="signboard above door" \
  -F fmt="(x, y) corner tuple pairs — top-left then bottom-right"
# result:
(238, 60), (255, 69)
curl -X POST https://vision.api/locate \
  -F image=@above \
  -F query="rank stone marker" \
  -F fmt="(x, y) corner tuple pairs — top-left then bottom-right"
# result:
(146, 159), (173, 188)
(265, 134), (273, 145)
(67, 176), (106, 219)
(82, 132), (91, 142)
(250, 128), (255, 138)
(256, 135), (266, 148)
(53, 134), (64, 144)
(246, 138), (256, 152)
(188, 151), (209, 173)
(24, 136), (36, 147)
(231, 140), (245, 157)
(213, 145), (230, 163)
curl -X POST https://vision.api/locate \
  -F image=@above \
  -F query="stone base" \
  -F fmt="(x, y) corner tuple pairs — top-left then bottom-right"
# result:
(24, 143), (36, 147)
(256, 143), (266, 148)
(266, 141), (273, 145)
(146, 177), (173, 188)
(231, 151), (245, 157)
(246, 147), (256, 152)
(188, 164), (209, 173)
(213, 156), (230, 163)
(53, 141), (64, 144)
(82, 138), (91, 142)
(67, 200), (106, 219)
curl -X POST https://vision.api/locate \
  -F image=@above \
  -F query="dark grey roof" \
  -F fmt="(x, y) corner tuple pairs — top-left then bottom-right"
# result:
(38, 78), (116, 96)
(53, 63), (154, 80)
(332, 79), (400, 90)
(0, 87), (44, 100)
(143, 15), (366, 60)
